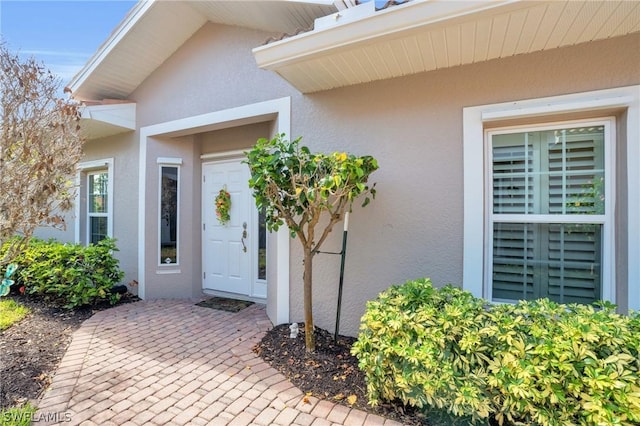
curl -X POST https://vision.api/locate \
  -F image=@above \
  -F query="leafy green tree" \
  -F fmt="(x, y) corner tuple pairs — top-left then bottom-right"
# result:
(0, 44), (83, 274)
(245, 134), (378, 351)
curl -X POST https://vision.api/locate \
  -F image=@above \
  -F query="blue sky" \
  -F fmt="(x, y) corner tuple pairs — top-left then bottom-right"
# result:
(0, 0), (136, 85)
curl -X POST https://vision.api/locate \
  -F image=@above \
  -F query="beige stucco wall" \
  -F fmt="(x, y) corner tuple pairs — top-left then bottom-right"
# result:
(84, 133), (139, 289)
(35, 132), (140, 291)
(141, 135), (197, 298)
(290, 33), (640, 334)
(199, 123), (272, 154)
(33, 214), (75, 243)
(120, 20), (638, 335)
(133, 24), (293, 127)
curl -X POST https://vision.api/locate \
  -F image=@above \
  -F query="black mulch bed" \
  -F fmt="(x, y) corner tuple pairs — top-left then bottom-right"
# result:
(0, 293), (139, 411)
(253, 323), (431, 425)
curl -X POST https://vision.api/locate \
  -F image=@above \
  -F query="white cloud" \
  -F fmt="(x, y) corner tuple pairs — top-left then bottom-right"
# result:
(15, 50), (89, 85)
(48, 63), (86, 84)
(19, 49), (90, 60)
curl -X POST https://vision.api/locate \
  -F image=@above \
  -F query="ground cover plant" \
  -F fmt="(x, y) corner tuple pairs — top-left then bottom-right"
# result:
(352, 278), (640, 425)
(0, 403), (36, 426)
(0, 300), (30, 331)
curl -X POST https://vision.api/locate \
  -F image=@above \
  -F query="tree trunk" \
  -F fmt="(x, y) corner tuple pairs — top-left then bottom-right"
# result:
(303, 248), (315, 352)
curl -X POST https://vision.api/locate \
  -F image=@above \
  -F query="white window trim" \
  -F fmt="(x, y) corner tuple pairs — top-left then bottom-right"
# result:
(75, 158), (114, 244)
(87, 171), (110, 244)
(463, 85), (640, 311)
(484, 118), (615, 303)
(157, 158), (182, 267)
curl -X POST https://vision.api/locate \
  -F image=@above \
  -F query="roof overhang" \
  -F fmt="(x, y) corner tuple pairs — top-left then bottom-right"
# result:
(68, 0), (338, 101)
(79, 102), (136, 140)
(253, 0), (640, 93)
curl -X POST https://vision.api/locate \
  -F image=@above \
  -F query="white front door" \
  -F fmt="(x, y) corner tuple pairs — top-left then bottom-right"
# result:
(202, 159), (253, 296)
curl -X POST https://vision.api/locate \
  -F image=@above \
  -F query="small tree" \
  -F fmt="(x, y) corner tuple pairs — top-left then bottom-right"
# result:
(0, 44), (83, 271)
(245, 134), (378, 351)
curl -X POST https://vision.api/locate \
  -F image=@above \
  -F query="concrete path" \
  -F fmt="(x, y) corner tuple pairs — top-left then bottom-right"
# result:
(36, 300), (403, 426)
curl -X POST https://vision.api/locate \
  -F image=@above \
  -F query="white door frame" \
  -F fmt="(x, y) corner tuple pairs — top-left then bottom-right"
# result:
(138, 97), (291, 324)
(202, 157), (266, 300)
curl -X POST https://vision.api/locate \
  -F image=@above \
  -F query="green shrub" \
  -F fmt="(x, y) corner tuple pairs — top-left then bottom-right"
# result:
(6, 238), (124, 308)
(352, 278), (640, 425)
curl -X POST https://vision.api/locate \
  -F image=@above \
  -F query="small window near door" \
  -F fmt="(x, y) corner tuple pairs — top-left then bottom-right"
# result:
(160, 166), (179, 264)
(88, 171), (109, 244)
(258, 208), (267, 280)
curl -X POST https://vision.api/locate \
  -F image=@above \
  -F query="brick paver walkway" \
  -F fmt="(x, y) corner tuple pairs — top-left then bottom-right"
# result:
(36, 300), (403, 425)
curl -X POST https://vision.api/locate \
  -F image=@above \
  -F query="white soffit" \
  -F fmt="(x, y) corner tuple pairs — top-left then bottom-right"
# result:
(69, 0), (337, 101)
(79, 103), (136, 140)
(253, 0), (640, 93)
(189, 1), (337, 34)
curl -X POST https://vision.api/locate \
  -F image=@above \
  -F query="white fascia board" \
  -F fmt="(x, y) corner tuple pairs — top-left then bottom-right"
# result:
(253, 0), (521, 69)
(80, 103), (136, 131)
(67, 0), (156, 96)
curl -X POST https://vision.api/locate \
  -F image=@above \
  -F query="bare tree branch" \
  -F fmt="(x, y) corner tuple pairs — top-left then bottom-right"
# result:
(0, 44), (84, 268)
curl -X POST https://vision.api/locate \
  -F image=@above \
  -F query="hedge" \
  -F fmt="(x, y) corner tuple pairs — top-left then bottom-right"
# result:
(3, 238), (124, 308)
(351, 278), (640, 425)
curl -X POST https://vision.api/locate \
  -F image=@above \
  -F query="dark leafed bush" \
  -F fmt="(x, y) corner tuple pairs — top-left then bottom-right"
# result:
(352, 278), (640, 425)
(5, 238), (124, 308)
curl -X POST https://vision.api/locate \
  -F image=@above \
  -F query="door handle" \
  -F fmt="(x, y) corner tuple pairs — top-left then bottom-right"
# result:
(241, 222), (247, 253)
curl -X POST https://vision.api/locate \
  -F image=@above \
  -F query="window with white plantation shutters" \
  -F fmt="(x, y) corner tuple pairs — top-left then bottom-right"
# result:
(488, 122), (610, 305)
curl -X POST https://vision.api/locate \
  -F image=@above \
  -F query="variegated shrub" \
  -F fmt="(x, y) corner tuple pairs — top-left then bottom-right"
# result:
(352, 278), (640, 425)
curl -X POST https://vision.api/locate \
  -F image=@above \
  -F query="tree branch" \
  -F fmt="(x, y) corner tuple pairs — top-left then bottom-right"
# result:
(313, 197), (347, 253)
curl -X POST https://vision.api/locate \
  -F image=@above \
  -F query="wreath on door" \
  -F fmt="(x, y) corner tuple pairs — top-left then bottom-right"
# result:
(215, 188), (231, 226)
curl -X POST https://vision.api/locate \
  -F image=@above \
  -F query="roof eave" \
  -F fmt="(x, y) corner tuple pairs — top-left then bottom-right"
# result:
(253, 0), (521, 74)
(254, 0), (640, 93)
(67, 0), (340, 101)
(68, 0), (155, 98)
(79, 102), (136, 140)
